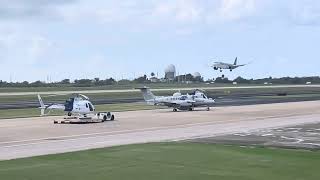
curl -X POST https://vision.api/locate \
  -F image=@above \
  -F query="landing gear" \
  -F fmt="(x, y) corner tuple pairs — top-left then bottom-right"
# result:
(220, 69), (222, 72)
(103, 114), (115, 121)
(103, 115), (107, 122)
(230, 69), (233, 72)
(222, 74), (225, 78)
(173, 108), (178, 112)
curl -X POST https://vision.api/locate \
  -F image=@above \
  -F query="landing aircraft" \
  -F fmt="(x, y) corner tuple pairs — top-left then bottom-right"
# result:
(38, 94), (96, 116)
(211, 57), (248, 72)
(136, 87), (215, 112)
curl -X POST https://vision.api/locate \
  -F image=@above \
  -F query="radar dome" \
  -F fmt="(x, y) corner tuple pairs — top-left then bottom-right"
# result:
(193, 72), (201, 78)
(165, 64), (176, 81)
(165, 64), (176, 73)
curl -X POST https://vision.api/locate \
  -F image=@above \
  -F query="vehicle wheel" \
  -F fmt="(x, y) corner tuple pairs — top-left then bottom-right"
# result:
(189, 107), (193, 111)
(103, 115), (107, 122)
(68, 112), (72, 116)
(111, 115), (115, 121)
(173, 108), (178, 112)
(206, 107), (210, 111)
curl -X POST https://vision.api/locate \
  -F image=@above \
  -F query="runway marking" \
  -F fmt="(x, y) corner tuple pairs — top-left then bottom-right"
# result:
(280, 136), (304, 143)
(1, 113), (319, 149)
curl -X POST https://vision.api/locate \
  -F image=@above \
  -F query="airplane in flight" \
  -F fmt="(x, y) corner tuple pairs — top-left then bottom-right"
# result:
(211, 57), (249, 72)
(136, 87), (215, 112)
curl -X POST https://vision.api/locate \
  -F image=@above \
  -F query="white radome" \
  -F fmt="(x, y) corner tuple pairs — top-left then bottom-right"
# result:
(165, 64), (176, 73)
(193, 72), (201, 78)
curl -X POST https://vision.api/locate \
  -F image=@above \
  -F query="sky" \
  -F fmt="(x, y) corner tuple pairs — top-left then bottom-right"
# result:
(0, 0), (320, 82)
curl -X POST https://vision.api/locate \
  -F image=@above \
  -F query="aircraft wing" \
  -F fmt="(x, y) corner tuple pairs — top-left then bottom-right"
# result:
(236, 61), (253, 67)
(236, 64), (247, 67)
(166, 100), (196, 107)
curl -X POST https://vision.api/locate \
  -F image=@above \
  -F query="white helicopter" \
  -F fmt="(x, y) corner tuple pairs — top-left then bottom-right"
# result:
(37, 94), (115, 122)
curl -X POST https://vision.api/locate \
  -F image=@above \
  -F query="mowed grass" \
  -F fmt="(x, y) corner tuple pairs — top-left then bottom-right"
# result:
(0, 103), (161, 119)
(0, 83), (248, 93)
(0, 143), (319, 180)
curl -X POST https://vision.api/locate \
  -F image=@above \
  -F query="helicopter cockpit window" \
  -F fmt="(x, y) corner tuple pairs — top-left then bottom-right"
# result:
(88, 103), (94, 111)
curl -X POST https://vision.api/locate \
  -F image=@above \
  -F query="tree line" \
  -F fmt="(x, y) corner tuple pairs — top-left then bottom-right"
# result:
(0, 75), (319, 87)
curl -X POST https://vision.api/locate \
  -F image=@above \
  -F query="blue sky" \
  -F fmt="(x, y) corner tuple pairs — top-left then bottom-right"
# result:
(0, 0), (320, 82)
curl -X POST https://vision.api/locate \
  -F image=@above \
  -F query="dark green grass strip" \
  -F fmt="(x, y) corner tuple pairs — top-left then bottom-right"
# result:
(0, 143), (319, 180)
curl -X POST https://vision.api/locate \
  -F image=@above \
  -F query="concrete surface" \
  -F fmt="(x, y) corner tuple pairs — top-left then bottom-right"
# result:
(193, 123), (320, 149)
(0, 100), (320, 160)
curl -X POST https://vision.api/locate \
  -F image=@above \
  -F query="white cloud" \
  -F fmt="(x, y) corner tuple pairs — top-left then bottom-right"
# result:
(1, 0), (320, 81)
(151, 0), (203, 23)
(218, 0), (256, 21)
(0, 0), (74, 21)
(289, 1), (320, 26)
(0, 31), (57, 65)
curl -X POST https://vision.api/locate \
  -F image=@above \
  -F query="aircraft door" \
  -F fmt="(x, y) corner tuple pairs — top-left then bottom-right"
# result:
(64, 98), (74, 111)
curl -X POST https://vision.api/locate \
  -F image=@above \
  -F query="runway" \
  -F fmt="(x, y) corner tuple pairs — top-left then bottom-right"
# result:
(1, 100), (320, 160)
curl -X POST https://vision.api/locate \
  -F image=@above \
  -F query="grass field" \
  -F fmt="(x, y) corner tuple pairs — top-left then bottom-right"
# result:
(0, 143), (319, 180)
(0, 103), (160, 119)
(0, 83), (238, 93)
(0, 83), (288, 93)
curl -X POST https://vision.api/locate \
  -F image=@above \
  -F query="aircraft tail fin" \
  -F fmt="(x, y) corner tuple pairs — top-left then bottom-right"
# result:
(136, 87), (156, 102)
(234, 57), (238, 65)
(37, 94), (46, 116)
(38, 94), (45, 108)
